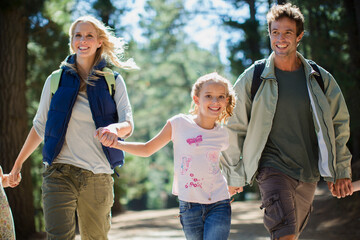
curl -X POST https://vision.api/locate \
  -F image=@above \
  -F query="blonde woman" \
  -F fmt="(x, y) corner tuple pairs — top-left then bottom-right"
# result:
(9, 15), (138, 239)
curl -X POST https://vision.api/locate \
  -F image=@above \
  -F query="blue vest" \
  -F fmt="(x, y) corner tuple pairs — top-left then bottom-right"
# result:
(43, 55), (125, 170)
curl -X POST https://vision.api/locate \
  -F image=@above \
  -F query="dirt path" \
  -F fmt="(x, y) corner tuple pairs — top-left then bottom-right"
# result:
(75, 181), (360, 239)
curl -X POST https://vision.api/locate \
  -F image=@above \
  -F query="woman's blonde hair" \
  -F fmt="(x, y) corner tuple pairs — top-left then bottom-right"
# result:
(189, 72), (236, 124)
(68, 15), (138, 70)
(61, 15), (138, 89)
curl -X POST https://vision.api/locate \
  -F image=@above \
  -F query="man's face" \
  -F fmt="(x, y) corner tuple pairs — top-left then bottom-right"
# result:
(269, 17), (303, 58)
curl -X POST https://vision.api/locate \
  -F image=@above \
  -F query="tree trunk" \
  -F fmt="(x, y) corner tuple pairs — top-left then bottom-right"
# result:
(344, 0), (360, 163)
(0, 7), (36, 239)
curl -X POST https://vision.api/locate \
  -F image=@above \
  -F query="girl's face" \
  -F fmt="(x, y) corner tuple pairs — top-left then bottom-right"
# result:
(193, 81), (229, 121)
(71, 22), (102, 61)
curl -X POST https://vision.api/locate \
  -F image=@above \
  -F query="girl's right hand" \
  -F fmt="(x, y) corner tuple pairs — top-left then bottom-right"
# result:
(228, 186), (243, 197)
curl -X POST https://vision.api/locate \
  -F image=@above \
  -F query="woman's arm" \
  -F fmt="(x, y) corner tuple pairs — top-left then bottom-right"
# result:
(9, 126), (42, 187)
(96, 121), (172, 157)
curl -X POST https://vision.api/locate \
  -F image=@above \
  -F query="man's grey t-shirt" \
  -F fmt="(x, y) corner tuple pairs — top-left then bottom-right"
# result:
(259, 66), (320, 182)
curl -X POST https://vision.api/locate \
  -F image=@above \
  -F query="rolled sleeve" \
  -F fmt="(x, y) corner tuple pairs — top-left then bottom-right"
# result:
(33, 76), (52, 139)
(114, 74), (134, 137)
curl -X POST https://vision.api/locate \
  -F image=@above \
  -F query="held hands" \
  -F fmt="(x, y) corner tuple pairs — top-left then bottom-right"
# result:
(327, 178), (353, 198)
(228, 186), (243, 197)
(94, 125), (119, 148)
(1, 166), (21, 188)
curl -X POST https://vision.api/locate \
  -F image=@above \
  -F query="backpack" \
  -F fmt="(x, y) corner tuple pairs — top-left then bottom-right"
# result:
(50, 67), (116, 97)
(251, 59), (324, 101)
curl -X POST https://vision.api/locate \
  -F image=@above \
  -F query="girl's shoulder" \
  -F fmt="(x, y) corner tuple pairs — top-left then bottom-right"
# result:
(168, 113), (193, 122)
(168, 114), (195, 128)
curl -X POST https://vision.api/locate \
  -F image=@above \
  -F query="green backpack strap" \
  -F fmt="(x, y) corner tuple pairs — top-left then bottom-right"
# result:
(50, 67), (115, 97)
(102, 67), (116, 98)
(50, 69), (63, 96)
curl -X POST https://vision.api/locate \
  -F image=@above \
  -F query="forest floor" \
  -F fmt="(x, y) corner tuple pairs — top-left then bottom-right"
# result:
(104, 181), (360, 240)
(32, 181), (360, 240)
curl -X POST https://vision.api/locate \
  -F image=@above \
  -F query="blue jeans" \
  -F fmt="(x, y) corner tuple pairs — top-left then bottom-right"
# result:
(179, 199), (231, 240)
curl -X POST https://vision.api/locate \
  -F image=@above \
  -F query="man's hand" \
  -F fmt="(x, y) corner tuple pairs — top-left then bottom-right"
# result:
(327, 178), (353, 198)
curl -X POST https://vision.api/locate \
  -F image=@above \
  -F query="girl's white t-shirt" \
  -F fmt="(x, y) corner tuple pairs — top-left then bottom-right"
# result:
(169, 114), (230, 204)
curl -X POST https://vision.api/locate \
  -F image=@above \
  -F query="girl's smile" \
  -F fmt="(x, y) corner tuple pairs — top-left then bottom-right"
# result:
(193, 81), (229, 129)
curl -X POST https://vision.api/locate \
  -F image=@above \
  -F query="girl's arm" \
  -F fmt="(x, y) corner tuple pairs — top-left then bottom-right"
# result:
(9, 126), (42, 187)
(352, 180), (360, 192)
(96, 121), (172, 157)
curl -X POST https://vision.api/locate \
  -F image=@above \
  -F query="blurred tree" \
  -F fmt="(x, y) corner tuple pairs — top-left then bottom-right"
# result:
(0, 0), (45, 238)
(222, 0), (265, 76)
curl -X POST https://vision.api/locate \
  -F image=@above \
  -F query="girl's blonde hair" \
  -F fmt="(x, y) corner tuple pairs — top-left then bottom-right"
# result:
(189, 72), (236, 123)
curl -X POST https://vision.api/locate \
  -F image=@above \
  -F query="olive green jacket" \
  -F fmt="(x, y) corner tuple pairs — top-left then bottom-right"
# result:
(221, 52), (352, 186)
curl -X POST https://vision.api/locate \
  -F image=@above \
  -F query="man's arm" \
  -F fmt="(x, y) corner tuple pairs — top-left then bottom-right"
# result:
(323, 70), (352, 197)
(221, 69), (253, 187)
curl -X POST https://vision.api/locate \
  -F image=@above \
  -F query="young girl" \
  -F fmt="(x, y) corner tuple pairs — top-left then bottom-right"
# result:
(96, 72), (239, 240)
(0, 166), (17, 240)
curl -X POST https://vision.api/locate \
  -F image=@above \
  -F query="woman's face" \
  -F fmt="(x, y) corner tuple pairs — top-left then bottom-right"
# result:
(71, 22), (102, 61)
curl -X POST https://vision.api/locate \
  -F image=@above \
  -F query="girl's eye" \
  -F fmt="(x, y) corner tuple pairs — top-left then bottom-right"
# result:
(205, 95), (212, 98)
(87, 34), (94, 38)
(75, 34), (81, 38)
(219, 95), (225, 99)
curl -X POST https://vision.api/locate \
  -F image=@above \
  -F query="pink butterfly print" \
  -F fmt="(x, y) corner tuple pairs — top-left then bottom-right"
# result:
(186, 135), (203, 146)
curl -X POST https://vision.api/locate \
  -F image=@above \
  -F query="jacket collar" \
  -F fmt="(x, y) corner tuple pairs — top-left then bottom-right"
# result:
(261, 51), (319, 80)
(62, 54), (107, 74)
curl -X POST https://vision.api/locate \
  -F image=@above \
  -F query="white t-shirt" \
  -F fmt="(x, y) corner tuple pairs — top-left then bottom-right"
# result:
(169, 114), (230, 204)
(33, 73), (133, 174)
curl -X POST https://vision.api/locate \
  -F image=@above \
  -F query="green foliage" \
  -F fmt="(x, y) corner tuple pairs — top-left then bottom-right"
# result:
(26, 0), (73, 231)
(24, 0), (360, 222)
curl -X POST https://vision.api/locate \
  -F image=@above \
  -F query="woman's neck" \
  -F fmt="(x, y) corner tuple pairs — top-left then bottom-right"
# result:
(76, 56), (94, 77)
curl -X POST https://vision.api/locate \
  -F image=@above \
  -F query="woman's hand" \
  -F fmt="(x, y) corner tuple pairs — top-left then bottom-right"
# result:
(94, 126), (118, 147)
(8, 165), (22, 188)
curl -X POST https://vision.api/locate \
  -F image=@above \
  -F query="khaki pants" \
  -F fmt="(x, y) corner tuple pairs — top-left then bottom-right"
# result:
(42, 163), (114, 240)
(256, 167), (317, 240)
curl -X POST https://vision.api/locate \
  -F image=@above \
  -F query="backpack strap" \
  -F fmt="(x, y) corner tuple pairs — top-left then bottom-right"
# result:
(49, 67), (116, 98)
(251, 59), (266, 101)
(50, 69), (63, 96)
(102, 67), (116, 98)
(307, 60), (325, 93)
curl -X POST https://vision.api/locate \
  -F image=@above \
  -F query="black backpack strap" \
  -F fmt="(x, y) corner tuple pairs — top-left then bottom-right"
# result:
(307, 60), (325, 93)
(251, 59), (266, 101)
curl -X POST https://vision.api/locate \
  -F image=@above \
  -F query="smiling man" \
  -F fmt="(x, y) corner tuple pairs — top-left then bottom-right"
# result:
(221, 3), (353, 240)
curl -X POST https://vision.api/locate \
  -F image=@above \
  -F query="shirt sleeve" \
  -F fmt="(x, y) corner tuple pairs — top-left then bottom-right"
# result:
(114, 74), (134, 137)
(32, 75), (52, 139)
